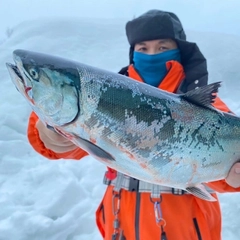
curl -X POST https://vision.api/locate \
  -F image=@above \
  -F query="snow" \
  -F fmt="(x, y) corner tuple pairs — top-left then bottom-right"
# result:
(1, 14), (240, 240)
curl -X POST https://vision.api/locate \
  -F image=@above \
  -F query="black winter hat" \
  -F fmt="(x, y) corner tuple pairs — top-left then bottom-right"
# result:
(126, 10), (186, 46)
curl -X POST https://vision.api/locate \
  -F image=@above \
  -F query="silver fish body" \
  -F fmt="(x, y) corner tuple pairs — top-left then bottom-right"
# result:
(6, 49), (240, 201)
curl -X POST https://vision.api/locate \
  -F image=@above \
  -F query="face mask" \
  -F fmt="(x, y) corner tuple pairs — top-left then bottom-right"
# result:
(133, 49), (181, 87)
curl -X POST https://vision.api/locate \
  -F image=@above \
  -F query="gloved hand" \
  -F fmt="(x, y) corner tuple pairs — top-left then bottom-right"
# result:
(36, 120), (77, 153)
(226, 162), (240, 188)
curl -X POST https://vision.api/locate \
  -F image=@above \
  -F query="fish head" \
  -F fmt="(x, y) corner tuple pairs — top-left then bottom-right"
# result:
(6, 49), (80, 126)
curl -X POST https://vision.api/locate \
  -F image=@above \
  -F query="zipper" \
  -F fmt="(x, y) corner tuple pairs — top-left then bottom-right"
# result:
(193, 218), (202, 240)
(135, 191), (141, 240)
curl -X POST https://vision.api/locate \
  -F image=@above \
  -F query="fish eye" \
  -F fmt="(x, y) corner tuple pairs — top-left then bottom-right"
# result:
(29, 67), (39, 80)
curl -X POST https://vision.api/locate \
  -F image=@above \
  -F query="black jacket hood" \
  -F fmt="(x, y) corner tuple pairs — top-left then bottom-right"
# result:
(122, 10), (208, 92)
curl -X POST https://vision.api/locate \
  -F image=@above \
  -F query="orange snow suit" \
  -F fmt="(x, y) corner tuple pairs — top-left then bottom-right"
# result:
(28, 61), (240, 240)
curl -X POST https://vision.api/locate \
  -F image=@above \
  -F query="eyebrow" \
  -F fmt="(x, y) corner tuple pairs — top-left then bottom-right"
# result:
(158, 39), (172, 44)
(137, 39), (172, 45)
(136, 42), (147, 46)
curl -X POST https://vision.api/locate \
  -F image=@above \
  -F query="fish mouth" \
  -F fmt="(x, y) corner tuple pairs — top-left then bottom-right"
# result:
(6, 62), (33, 101)
(6, 63), (24, 82)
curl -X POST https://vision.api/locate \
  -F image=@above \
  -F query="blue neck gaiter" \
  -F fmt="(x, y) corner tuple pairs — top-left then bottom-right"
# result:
(133, 49), (181, 87)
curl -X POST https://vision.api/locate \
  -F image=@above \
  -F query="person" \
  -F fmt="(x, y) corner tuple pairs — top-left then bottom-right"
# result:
(28, 10), (240, 240)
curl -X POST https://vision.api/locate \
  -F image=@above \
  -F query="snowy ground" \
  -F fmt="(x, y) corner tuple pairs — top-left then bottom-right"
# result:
(0, 17), (240, 240)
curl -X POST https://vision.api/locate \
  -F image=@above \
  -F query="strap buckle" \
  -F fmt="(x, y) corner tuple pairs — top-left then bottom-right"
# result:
(103, 171), (112, 185)
(171, 188), (185, 195)
(128, 177), (139, 191)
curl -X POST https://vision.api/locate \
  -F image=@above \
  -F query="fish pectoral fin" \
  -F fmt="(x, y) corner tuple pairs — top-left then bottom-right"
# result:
(73, 135), (115, 162)
(185, 184), (216, 202)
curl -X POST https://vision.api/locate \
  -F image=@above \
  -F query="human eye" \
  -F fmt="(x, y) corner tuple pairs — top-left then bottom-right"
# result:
(135, 46), (147, 52)
(159, 46), (169, 52)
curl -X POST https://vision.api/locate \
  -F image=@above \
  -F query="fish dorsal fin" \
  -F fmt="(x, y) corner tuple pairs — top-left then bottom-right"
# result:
(181, 82), (221, 108)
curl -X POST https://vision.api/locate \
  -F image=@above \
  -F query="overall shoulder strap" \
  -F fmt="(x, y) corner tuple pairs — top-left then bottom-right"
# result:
(118, 66), (129, 76)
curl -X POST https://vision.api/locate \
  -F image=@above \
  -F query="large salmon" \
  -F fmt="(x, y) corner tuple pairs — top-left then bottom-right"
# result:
(6, 49), (240, 201)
